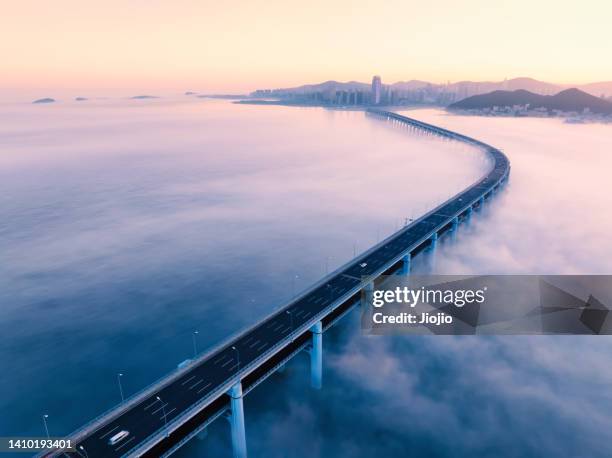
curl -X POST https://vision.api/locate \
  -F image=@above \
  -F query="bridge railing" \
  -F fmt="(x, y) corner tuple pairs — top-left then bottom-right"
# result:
(42, 109), (510, 457)
(122, 110), (511, 456)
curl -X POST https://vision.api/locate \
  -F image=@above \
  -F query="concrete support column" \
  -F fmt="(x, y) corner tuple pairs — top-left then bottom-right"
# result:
(361, 282), (374, 331)
(429, 232), (438, 250)
(451, 216), (460, 241)
(428, 233), (438, 272)
(466, 207), (473, 224)
(310, 321), (323, 389)
(479, 196), (485, 210)
(228, 382), (247, 458)
(451, 216), (459, 231)
(400, 253), (412, 275)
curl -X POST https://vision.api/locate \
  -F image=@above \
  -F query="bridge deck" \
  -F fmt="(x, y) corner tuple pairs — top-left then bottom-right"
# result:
(44, 110), (510, 458)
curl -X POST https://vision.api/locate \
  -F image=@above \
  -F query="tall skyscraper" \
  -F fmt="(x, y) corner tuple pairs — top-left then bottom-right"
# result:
(371, 75), (382, 105)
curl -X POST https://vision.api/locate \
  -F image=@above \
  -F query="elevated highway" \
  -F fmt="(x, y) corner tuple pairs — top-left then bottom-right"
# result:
(42, 110), (510, 458)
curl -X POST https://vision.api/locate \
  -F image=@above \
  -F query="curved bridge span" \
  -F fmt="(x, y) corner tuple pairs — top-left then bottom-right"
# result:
(43, 110), (510, 458)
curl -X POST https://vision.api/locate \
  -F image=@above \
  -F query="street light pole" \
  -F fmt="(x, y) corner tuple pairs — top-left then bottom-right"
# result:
(156, 396), (169, 437)
(292, 275), (299, 297)
(192, 330), (199, 358)
(231, 345), (240, 370)
(117, 373), (124, 402)
(42, 414), (50, 440)
(79, 445), (89, 458)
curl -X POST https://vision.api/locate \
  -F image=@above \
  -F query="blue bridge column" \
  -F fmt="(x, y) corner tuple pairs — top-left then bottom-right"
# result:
(451, 216), (460, 241)
(428, 232), (438, 272)
(478, 196), (485, 210)
(400, 253), (411, 275)
(466, 206), (473, 222)
(228, 382), (247, 458)
(451, 216), (459, 232)
(429, 232), (438, 250)
(361, 282), (374, 331)
(310, 321), (323, 389)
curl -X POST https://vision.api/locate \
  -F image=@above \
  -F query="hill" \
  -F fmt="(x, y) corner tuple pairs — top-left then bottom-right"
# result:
(448, 88), (612, 114)
(33, 98), (56, 104)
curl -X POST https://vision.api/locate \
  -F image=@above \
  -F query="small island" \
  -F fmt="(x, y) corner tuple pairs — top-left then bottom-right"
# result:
(130, 95), (159, 99)
(32, 98), (56, 104)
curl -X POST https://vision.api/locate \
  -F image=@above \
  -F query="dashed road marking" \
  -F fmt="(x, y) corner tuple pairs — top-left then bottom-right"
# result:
(98, 425), (119, 439)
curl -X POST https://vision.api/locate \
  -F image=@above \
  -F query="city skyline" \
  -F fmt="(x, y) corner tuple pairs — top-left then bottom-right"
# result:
(2, 0), (612, 98)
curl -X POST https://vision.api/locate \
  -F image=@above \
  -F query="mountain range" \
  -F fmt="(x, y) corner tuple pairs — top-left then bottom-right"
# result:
(448, 88), (612, 114)
(257, 77), (612, 98)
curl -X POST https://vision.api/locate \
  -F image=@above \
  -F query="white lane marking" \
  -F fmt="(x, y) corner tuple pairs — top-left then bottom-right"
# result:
(160, 407), (176, 421)
(227, 362), (240, 372)
(273, 323), (284, 332)
(180, 375), (196, 386)
(114, 435), (135, 452)
(242, 336), (255, 345)
(257, 342), (269, 351)
(221, 358), (234, 368)
(144, 399), (158, 411)
(151, 402), (168, 416)
(197, 382), (213, 394)
(189, 379), (204, 390)
(249, 339), (261, 349)
(295, 310), (305, 318)
(213, 354), (229, 365)
(98, 425), (119, 439)
(303, 312), (312, 319)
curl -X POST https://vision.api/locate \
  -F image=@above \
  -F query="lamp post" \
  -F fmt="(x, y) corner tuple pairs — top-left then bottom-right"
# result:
(325, 256), (333, 274)
(286, 310), (293, 333)
(156, 396), (168, 437)
(42, 414), (50, 440)
(291, 274), (299, 297)
(117, 373), (124, 402)
(79, 445), (89, 458)
(192, 330), (199, 358)
(231, 346), (240, 370)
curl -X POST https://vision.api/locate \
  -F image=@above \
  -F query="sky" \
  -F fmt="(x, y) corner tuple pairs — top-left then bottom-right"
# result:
(1, 0), (612, 96)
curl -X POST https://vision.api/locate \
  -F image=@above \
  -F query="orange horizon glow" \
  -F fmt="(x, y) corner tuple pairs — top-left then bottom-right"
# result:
(1, 0), (611, 96)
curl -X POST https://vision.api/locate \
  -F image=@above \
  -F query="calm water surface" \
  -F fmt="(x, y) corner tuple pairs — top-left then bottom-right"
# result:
(3, 100), (612, 457)
(0, 99), (484, 445)
(213, 109), (612, 458)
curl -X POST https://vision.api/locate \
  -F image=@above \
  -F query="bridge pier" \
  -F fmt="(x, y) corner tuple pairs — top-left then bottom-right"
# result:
(428, 232), (438, 272)
(429, 232), (438, 250)
(478, 196), (485, 210)
(361, 282), (374, 331)
(451, 216), (459, 232)
(228, 382), (248, 458)
(310, 321), (323, 389)
(451, 216), (460, 241)
(400, 253), (411, 275)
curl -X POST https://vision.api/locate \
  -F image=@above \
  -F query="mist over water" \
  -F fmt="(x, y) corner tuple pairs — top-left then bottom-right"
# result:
(182, 109), (612, 458)
(0, 99), (484, 443)
(2, 99), (611, 457)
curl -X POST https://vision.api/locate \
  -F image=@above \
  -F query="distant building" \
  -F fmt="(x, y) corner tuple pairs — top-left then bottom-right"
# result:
(371, 75), (382, 105)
